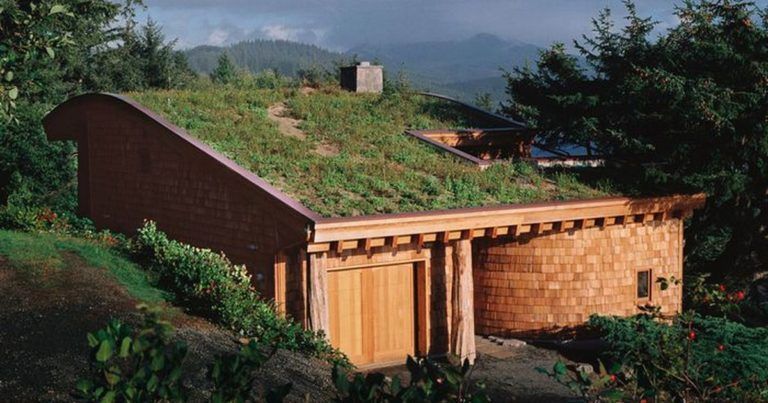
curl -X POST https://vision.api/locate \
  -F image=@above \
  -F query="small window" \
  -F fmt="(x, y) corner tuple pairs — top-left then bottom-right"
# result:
(637, 270), (651, 300)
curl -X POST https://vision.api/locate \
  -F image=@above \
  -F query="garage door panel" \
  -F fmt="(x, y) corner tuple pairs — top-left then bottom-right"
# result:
(372, 264), (414, 363)
(328, 263), (416, 366)
(328, 269), (365, 364)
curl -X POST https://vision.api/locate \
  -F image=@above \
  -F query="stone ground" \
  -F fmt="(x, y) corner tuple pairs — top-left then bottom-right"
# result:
(0, 254), (583, 402)
(376, 336), (578, 402)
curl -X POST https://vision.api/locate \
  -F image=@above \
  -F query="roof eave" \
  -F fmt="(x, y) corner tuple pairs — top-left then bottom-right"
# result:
(309, 193), (706, 246)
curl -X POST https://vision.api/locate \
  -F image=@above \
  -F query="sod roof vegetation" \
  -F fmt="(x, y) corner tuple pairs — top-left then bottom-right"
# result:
(129, 84), (609, 218)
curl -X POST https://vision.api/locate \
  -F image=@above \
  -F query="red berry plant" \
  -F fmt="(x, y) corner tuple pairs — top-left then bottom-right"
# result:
(588, 311), (768, 401)
(683, 273), (749, 322)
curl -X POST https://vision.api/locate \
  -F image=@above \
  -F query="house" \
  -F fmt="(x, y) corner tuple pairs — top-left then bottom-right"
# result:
(43, 91), (705, 368)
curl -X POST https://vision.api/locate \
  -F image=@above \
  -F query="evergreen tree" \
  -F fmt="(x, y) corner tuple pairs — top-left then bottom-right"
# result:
(210, 54), (238, 84)
(504, 0), (768, 276)
(0, 1), (193, 211)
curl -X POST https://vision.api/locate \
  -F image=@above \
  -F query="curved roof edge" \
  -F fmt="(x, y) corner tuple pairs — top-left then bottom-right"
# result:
(43, 92), (322, 222)
(418, 91), (527, 128)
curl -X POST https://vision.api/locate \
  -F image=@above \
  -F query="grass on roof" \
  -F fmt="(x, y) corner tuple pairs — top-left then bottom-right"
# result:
(128, 83), (610, 217)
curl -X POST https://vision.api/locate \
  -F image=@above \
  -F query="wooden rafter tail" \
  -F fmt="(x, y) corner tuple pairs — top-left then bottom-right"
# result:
(440, 231), (450, 244)
(416, 233), (425, 248)
(487, 227), (499, 239)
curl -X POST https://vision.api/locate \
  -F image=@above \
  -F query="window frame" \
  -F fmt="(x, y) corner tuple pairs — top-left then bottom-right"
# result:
(636, 268), (653, 302)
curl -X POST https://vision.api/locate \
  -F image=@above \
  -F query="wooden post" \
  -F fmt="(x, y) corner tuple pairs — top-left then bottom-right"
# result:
(450, 238), (476, 364)
(308, 252), (330, 337)
(274, 250), (287, 316)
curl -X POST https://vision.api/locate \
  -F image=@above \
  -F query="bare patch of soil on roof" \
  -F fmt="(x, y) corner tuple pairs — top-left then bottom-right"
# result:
(267, 102), (339, 157)
(314, 142), (340, 157)
(267, 102), (306, 140)
(299, 86), (317, 95)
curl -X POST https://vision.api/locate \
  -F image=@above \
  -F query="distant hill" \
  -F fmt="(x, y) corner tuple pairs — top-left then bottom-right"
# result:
(348, 33), (541, 102)
(184, 34), (543, 104)
(349, 34), (539, 83)
(184, 39), (344, 76)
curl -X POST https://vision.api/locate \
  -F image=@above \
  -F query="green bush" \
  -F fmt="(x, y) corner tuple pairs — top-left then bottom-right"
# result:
(78, 308), (294, 403)
(76, 305), (188, 402)
(589, 312), (768, 401)
(537, 360), (623, 402)
(132, 220), (347, 366)
(209, 340), (291, 403)
(332, 356), (488, 402)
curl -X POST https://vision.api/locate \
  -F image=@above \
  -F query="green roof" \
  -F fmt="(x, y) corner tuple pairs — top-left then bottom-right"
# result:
(128, 85), (609, 217)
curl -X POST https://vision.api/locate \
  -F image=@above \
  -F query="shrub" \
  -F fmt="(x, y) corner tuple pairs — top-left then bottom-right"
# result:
(683, 273), (749, 321)
(76, 305), (188, 402)
(78, 308), (293, 403)
(209, 340), (291, 403)
(537, 360), (623, 402)
(131, 220), (347, 366)
(332, 356), (488, 402)
(589, 312), (768, 401)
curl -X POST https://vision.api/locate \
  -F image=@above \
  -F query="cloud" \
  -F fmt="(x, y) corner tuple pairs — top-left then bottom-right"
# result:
(140, 0), (768, 50)
(206, 28), (230, 46)
(259, 24), (325, 44)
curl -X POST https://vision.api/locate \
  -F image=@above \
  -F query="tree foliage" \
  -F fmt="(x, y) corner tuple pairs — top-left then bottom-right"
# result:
(210, 53), (238, 84)
(0, 0), (195, 211)
(185, 39), (342, 77)
(504, 0), (768, 275)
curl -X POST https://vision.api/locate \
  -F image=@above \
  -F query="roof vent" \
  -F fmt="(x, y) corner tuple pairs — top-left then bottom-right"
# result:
(340, 61), (383, 93)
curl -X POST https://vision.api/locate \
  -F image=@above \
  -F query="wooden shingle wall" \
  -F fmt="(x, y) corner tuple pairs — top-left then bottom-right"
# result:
(48, 96), (313, 299)
(473, 219), (684, 335)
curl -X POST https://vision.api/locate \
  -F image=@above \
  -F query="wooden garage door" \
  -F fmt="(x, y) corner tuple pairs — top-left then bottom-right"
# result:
(328, 263), (415, 366)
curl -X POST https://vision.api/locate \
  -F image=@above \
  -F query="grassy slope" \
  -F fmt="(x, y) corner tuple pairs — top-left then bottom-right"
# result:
(0, 230), (168, 303)
(130, 84), (609, 217)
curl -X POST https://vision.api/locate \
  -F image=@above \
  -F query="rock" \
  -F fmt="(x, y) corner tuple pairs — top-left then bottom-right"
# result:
(502, 339), (526, 348)
(575, 363), (594, 374)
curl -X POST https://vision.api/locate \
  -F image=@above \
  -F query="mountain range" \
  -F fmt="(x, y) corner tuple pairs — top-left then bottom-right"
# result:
(184, 33), (544, 103)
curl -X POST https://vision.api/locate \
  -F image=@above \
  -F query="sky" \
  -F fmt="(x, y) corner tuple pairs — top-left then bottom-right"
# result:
(137, 0), (766, 51)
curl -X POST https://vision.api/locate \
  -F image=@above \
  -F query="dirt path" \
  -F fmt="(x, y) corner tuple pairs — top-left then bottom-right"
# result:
(0, 254), (336, 402)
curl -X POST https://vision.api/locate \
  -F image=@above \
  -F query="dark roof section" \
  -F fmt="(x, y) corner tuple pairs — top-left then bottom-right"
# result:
(418, 92), (527, 128)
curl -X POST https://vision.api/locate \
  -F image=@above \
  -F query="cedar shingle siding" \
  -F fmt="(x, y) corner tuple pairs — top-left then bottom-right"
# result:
(45, 93), (704, 366)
